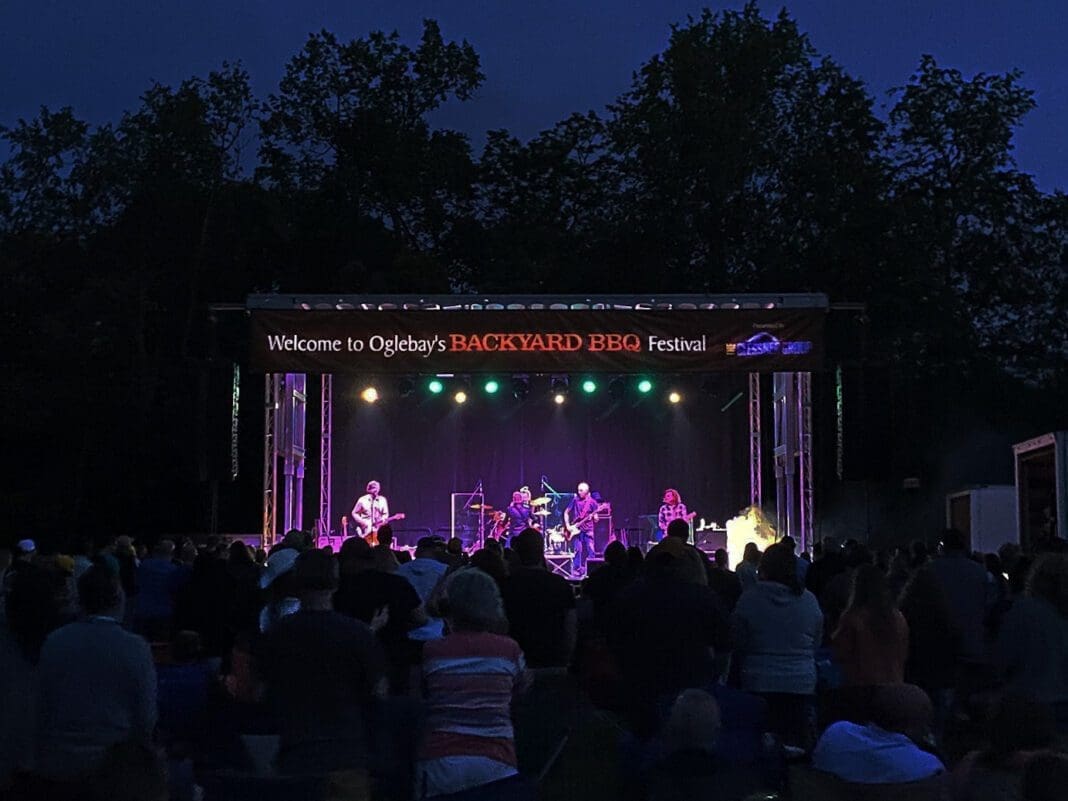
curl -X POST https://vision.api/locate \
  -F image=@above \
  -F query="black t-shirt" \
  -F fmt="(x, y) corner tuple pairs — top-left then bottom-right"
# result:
(606, 576), (730, 699)
(707, 567), (743, 612)
(506, 502), (534, 535)
(257, 609), (385, 769)
(582, 563), (636, 617)
(334, 569), (422, 650)
(501, 567), (576, 667)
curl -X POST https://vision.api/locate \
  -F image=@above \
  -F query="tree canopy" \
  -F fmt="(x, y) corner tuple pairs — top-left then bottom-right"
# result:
(2, 5), (1064, 536)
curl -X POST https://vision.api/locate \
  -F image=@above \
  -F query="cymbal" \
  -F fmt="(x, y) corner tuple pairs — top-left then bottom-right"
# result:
(469, 504), (493, 510)
(530, 497), (551, 506)
(533, 509), (551, 516)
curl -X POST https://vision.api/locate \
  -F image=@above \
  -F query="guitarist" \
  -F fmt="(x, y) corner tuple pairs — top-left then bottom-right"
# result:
(657, 488), (694, 542)
(564, 482), (599, 578)
(352, 480), (390, 543)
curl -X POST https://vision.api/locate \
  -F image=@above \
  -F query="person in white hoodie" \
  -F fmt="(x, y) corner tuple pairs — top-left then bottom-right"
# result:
(731, 542), (823, 750)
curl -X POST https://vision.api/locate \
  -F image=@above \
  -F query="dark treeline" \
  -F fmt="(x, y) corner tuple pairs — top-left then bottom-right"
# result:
(2, 4), (1065, 539)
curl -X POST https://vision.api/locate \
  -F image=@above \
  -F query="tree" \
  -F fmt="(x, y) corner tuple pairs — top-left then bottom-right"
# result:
(259, 19), (482, 283)
(601, 3), (887, 294)
(882, 55), (1067, 388)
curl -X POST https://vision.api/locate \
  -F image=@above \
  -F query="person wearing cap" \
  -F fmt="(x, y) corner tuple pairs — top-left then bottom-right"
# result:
(396, 537), (449, 642)
(2, 540), (38, 598)
(258, 530), (310, 631)
(812, 684), (944, 784)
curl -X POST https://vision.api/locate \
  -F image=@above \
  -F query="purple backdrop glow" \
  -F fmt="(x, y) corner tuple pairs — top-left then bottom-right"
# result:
(330, 373), (750, 546)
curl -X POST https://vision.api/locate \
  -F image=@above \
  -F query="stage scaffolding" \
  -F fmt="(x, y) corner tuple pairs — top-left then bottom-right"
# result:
(261, 373), (307, 548)
(255, 294), (825, 552)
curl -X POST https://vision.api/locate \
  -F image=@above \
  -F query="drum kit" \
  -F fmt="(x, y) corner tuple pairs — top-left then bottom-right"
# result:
(470, 494), (571, 552)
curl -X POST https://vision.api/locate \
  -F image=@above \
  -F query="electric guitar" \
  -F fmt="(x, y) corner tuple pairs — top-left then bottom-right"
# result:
(564, 503), (610, 541)
(659, 511), (697, 536)
(357, 513), (406, 546)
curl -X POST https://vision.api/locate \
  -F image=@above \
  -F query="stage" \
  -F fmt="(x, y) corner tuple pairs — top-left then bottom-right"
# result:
(245, 293), (825, 558)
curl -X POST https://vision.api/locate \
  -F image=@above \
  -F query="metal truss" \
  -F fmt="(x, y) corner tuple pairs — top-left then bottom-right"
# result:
(770, 372), (815, 553)
(281, 374), (307, 533)
(798, 372), (814, 553)
(262, 373), (279, 548)
(749, 373), (763, 510)
(230, 363), (240, 482)
(319, 374), (333, 539)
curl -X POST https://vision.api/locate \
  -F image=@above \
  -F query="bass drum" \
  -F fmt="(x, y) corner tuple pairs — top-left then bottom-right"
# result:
(545, 526), (568, 554)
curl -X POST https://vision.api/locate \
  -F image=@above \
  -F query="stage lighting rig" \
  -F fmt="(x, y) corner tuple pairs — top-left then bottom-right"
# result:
(512, 374), (530, 400)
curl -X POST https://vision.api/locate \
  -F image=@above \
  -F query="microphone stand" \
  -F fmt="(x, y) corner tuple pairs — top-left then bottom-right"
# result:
(541, 476), (563, 531)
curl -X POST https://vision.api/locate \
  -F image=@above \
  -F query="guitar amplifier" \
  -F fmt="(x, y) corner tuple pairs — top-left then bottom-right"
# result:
(593, 516), (613, 555)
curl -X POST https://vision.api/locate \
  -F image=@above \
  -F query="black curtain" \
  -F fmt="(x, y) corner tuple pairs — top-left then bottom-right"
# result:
(332, 376), (749, 547)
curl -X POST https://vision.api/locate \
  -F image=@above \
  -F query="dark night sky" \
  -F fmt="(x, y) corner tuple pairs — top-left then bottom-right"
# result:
(2, 1), (1065, 191)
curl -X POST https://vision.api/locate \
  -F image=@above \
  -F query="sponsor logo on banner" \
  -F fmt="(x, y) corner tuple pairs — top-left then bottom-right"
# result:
(726, 332), (813, 357)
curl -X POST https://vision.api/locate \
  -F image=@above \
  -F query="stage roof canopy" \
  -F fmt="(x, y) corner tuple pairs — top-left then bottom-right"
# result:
(246, 293), (828, 311)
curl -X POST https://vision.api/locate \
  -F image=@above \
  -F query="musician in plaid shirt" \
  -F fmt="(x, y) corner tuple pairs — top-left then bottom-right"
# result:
(657, 488), (689, 541)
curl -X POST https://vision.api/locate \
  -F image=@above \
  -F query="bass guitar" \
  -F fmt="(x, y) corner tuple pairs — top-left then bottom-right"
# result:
(564, 503), (611, 541)
(358, 513), (406, 546)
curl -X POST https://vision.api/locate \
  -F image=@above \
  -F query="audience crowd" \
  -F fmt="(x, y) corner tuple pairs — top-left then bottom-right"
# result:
(1, 521), (1067, 800)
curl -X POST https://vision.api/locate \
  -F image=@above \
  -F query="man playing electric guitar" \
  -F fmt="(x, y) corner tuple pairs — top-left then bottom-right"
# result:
(564, 482), (600, 578)
(351, 480), (406, 545)
(657, 488), (696, 542)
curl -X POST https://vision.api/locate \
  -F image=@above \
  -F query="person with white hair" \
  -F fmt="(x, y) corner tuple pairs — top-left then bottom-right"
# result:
(416, 568), (531, 798)
(645, 689), (768, 801)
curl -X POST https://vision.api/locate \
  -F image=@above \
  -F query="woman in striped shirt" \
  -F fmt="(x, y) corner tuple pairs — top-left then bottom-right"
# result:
(416, 568), (532, 799)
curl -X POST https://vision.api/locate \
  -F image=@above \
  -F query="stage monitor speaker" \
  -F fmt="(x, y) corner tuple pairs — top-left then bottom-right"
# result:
(586, 557), (606, 575)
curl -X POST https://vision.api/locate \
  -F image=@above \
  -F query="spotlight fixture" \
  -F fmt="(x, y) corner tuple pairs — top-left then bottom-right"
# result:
(608, 377), (626, 400)
(637, 378), (654, 394)
(512, 374), (530, 400)
(553, 393), (566, 405)
(360, 387), (379, 403)
(397, 377), (415, 397)
(668, 391), (682, 404)
(427, 379), (444, 395)
(581, 378), (597, 394)
(484, 378), (500, 394)
(550, 375), (570, 396)
(454, 390), (468, 404)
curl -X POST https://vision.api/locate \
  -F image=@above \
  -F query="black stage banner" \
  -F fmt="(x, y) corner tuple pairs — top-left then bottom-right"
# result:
(249, 308), (824, 373)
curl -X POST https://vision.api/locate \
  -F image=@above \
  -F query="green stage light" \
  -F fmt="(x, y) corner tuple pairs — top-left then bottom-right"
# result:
(581, 379), (597, 394)
(428, 379), (444, 394)
(637, 378), (654, 394)
(484, 379), (500, 394)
